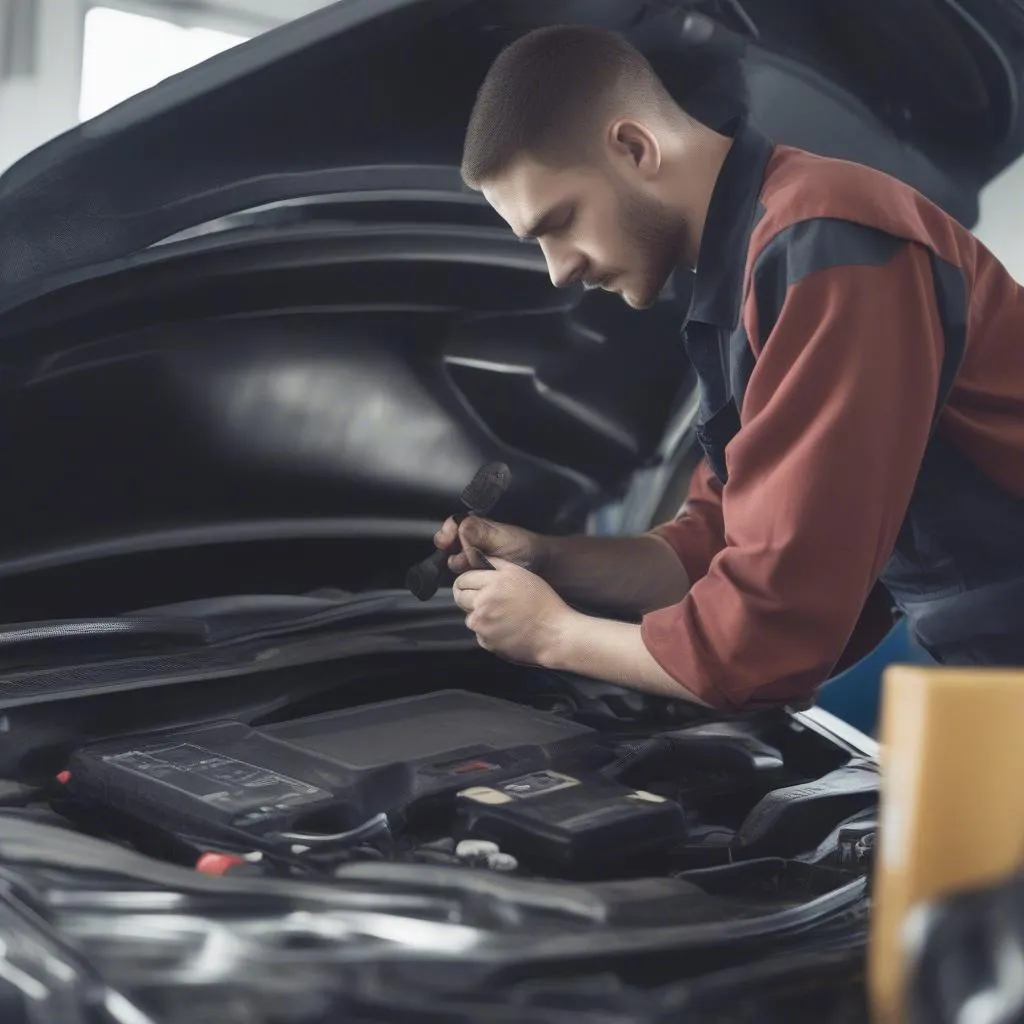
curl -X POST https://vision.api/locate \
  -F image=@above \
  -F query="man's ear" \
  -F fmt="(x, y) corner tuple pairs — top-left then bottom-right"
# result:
(607, 119), (662, 179)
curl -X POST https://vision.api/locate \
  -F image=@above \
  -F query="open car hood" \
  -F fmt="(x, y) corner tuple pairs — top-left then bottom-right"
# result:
(1, 0), (1020, 293)
(0, 0), (1021, 609)
(0, 10), (1016, 1013)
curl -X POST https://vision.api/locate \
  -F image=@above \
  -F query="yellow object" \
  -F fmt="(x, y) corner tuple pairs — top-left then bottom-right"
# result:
(868, 664), (1024, 1024)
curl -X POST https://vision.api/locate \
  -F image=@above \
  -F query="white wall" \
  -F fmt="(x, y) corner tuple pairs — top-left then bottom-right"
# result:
(973, 155), (1024, 285)
(0, 0), (333, 174)
(0, 1), (83, 172)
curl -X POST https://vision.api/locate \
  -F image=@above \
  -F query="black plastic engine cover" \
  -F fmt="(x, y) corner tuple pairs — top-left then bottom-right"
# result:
(64, 690), (606, 847)
(733, 759), (880, 858)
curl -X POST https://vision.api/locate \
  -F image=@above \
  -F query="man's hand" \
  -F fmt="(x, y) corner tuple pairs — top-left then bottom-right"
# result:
(452, 557), (573, 664)
(434, 515), (548, 575)
(434, 516), (690, 618)
(452, 558), (708, 707)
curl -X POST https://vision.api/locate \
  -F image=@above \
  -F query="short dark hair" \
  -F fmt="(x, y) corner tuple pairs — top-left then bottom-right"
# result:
(461, 25), (678, 190)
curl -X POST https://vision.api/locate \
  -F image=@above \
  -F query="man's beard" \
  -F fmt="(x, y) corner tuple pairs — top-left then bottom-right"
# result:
(616, 186), (687, 309)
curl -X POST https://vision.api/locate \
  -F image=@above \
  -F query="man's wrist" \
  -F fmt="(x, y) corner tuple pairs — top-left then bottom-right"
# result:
(529, 532), (557, 578)
(536, 606), (588, 672)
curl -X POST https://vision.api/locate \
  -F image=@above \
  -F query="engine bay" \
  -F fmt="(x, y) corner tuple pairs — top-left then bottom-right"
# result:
(42, 675), (880, 889)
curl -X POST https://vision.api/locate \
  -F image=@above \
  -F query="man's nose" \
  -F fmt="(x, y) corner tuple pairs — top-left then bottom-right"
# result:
(543, 244), (585, 289)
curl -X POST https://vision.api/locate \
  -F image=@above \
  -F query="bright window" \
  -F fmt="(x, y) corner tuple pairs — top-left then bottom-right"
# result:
(79, 6), (250, 121)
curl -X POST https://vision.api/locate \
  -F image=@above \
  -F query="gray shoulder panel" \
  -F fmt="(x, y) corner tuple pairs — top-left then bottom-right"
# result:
(746, 216), (968, 431)
(926, 250), (968, 421)
(750, 218), (904, 344)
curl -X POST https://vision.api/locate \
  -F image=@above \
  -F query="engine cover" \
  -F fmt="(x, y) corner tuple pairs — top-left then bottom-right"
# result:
(64, 690), (606, 848)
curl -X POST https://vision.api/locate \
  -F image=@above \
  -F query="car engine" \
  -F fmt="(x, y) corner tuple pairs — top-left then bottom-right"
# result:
(51, 685), (880, 883)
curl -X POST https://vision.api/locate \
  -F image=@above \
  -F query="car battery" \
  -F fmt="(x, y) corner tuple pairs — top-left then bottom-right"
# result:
(457, 769), (687, 872)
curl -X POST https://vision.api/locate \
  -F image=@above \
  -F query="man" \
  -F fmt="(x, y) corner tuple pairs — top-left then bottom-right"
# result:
(434, 24), (1024, 712)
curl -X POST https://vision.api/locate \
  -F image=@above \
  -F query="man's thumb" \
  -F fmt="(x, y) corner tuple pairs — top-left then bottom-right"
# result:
(461, 515), (493, 548)
(487, 555), (515, 571)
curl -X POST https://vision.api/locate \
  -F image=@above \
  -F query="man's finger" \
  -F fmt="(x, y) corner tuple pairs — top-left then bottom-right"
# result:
(452, 586), (476, 611)
(455, 569), (493, 591)
(458, 515), (493, 549)
(487, 556), (517, 571)
(434, 517), (459, 549)
(463, 544), (495, 570)
(448, 551), (472, 574)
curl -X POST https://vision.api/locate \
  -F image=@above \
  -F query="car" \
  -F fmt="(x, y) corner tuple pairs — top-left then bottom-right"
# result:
(0, 1), (1020, 1021)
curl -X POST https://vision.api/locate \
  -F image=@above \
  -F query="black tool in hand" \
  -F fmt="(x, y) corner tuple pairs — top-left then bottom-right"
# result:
(406, 461), (512, 601)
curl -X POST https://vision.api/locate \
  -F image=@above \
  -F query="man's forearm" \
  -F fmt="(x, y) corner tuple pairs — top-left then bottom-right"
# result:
(536, 533), (690, 617)
(538, 610), (708, 706)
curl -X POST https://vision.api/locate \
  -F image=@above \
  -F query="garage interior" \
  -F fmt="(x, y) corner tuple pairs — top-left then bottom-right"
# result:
(0, 3), (1022, 1024)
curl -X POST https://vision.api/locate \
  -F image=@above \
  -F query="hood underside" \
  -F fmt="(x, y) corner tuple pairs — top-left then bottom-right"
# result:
(0, 0), (1020, 606)
(0, 0), (1020, 307)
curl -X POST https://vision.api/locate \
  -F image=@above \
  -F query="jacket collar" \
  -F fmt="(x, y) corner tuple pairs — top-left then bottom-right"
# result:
(684, 117), (775, 329)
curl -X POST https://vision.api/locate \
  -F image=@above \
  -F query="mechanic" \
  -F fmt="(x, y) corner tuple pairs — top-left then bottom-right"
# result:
(435, 25), (1024, 712)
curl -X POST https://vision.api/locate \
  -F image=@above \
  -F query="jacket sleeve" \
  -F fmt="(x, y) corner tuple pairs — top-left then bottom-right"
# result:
(640, 229), (946, 709)
(647, 459), (726, 587)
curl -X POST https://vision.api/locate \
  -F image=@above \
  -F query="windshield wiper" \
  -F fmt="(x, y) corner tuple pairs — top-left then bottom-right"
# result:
(0, 590), (456, 672)
(0, 616), (210, 660)
(0, 590), (467, 708)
